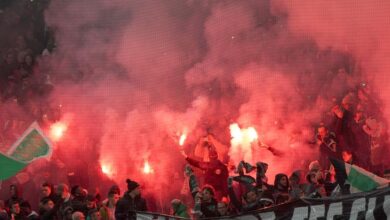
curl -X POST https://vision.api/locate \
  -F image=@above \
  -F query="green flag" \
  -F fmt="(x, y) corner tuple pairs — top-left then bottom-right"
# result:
(330, 158), (390, 193)
(0, 122), (53, 180)
(0, 153), (27, 180)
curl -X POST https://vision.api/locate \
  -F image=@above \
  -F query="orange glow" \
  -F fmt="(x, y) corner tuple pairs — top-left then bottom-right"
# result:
(142, 160), (153, 174)
(49, 122), (67, 141)
(179, 133), (187, 146)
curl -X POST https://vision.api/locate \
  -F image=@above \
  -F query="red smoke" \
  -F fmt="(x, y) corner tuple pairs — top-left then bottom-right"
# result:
(10, 0), (383, 212)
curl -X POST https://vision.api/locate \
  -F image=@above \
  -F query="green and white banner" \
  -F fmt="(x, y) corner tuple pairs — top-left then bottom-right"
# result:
(0, 122), (52, 180)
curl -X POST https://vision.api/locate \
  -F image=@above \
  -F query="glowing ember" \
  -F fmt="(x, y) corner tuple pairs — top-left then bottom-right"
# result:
(142, 160), (153, 174)
(179, 133), (187, 146)
(49, 122), (67, 141)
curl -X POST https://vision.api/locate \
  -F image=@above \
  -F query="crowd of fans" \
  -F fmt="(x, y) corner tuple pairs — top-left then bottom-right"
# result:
(0, 0), (389, 219)
(0, 152), (389, 220)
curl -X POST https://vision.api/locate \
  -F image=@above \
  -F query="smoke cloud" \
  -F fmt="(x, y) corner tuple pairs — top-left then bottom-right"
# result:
(3, 0), (387, 211)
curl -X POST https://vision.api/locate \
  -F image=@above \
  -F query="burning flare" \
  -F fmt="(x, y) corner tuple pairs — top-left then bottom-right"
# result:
(142, 160), (153, 174)
(101, 163), (114, 178)
(229, 123), (259, 164)
(179, 133), (187, 146)
(49, 121), (68, 141)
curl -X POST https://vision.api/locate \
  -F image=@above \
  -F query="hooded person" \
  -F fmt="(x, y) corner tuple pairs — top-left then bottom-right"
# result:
(115, 179), (147, 220)
(273, 174), (290, 204)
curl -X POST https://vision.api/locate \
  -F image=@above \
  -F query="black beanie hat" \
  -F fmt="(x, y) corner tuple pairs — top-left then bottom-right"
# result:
(126, 179), (140, 192)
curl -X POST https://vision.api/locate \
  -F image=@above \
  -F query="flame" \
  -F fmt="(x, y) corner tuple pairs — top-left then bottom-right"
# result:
(142, 160), (153, 174)
(179, 133), (187, 146)
(247, 127), (258, 141)
(229, 123), (259, 164)
(101, 163), (114, 178)
(49, 122), (68, 141)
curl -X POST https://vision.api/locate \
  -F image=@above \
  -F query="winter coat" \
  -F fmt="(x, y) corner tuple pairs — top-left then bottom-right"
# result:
(273, 174), (290, 204)
(115, 193), (147, 220)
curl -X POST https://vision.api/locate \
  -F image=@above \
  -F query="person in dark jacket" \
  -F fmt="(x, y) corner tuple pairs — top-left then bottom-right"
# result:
(183, 142), (228, 199)
(56, 183), (73, 220)
(5, 185), (24, 210)
(20, 201), (39, 220)
(40, 182), (56, 203)
(198, 186), (219, 218)
(9, 200), (26, 220)
(115, 179), (147, 220)
(273, 174), (290, 204)
(39, 198), (58, 220)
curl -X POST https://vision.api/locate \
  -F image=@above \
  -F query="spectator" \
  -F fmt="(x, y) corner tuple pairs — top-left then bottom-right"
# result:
(69, 186), (86, 214)
(115, 179), (147, 220)
(10, 200), (25, 220)
(288, 170), (305, 200)
(40, 182), (56, 204)
(170, 199), (189, 218)
(273, 174), (290, 204)
(39, 198), (56, 220)
(185, 165), (219, 218)
(304, 163), (327, 199)
(56, 183), (73, 220)
(20, 201), (38, 220)
(87, 209), (100, 220)
(63, 207), (73, 220)
(83, 195), (97, 217)
(228, 182), (274, 213)
(5, 185), (24, 210)
(350, 109), (371, 169)
(99, 190), (119, 220)
(71, 212), (85, 220)
(0, 201), (8, 220)
(198, 186), (218, 217)
(315, 125), (339, 169)
(216, 201), (231, 217)
(182, 142), (228, 199)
